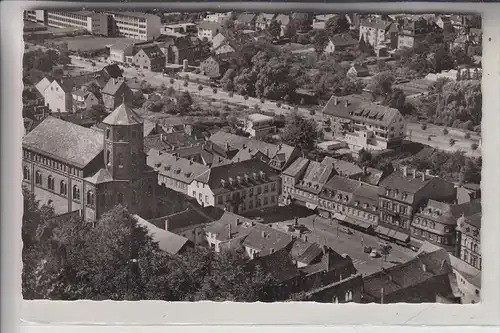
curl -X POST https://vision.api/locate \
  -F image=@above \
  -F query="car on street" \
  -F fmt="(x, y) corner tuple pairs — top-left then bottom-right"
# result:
(370, 250), (379, 258)
(363, 246), (372, 253)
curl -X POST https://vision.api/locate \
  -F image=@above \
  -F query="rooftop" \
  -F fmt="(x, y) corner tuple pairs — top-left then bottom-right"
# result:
(246, 248), (300, 284)
(204, 211), (256, 242)
(247, 113), (274, 122)
(134, 215), (190, 255)
(282, 157), (310, 177)
(102, 78), (128, 96)
(22, 117), (103, 168)
(85, 168), (114, 184)
(242, 223), (294, 257)
(102, 102), (143, 126)
(197, 21), (222, 31)
(330, 33), (358, 47)
(147, 149), (209, 184)
(321, 156), (362, 177)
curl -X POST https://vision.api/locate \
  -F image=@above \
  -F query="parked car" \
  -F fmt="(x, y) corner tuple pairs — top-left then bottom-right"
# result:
(363, 246), (372, 254)
(370, 250), (379, 258)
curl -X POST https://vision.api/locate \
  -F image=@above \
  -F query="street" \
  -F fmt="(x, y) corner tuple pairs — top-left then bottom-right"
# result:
(267, 210), (415, 276)
(69, 56), (481, 157)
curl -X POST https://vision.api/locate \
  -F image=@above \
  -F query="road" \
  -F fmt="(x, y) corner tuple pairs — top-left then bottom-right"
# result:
(69, 56), (481, 157)
(266, 211), (415, 277)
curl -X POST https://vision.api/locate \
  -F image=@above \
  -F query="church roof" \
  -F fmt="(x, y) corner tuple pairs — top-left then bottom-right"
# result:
(102, 103), (143, 126)
(85, 168), (114, 184)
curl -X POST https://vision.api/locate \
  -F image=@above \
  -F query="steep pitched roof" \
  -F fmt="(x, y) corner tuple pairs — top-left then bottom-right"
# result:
(134, 215), (190, 255)
(275, 14), (290, 26)
(102, 64), (123, 79)
(242, 223), (294, 256)
(330, 33), (358, 47)
(22, 117), (103, 168)
(322, 175), (361, 195)
(321, 156), (362, 177)
(282, 157), (310, 177)
(290, 239), (323, 265)
(296, 160), (335, 194)
(138, 44), (165, 59)
(85, 168), (114, 184)
(35, 77), (52, 95)
(102, 103), (143, 126)
(246, 248), (301, 283)
(102, 78), (128, 96)
(236, 13), (257, 24)
(147, 148), (210, 184)
(360, 19), (393, 31)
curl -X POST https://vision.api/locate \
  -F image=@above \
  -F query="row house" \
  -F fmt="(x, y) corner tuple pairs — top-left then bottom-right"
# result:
(359, 19), (399, 49)
(377, 166), (457, 245)
(411, 200), (481, 253)
(456, 206), (482, 270)
(318, 176), (379, 232)
(209, 131), (301, 172)
(281, 157), (335, 211)
(146, 148), (210, 196)
(190, 158), (281, 214)
(322, 95), (407, 152)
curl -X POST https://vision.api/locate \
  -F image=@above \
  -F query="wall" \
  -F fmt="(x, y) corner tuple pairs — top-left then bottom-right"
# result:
(453, 269), (480, 304)
(188, 180), (215, 208)
(45, 82), (69, 113)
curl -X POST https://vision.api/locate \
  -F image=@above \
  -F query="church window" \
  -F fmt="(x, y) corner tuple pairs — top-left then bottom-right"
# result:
(60, 180), (67, 196)
(73, 185), (80, 200)
(35, 171), (42, 185)
(48, 176), (55, 190)
(23, 166), (30, 180)
(87, 191), (95, 206)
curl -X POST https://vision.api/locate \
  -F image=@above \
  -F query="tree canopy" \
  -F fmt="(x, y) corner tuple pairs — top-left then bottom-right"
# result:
(281, 112), (319, 151)
(325, 15), (350, 36)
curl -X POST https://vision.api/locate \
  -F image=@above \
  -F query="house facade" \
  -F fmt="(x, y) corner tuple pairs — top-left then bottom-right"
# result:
(107, 11), (162, 41)
(189, 159), (281, 214)
(101, 78), (134, 111)
(22, 103), (159, 222)
(324, 34), (358, 54)
(44, 79), (74, 113)
(359, 19), (393, 47)
(133, 45), (166, 72)
(109, 42), (135, 63)
(456, 209), (482, 270)
(71, 90), (99, 112)
(46, 10), (109, 36)
(197, 21), (222, 41)
(398, 19), (429, 49)
(200, 56), (228, 78)
(243, 113), (276, 139)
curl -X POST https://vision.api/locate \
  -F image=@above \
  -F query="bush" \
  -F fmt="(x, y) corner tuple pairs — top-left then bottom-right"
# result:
(464, 132), (471, 139)
(421, 123), (427, 131)
(443, 128), (449, 135)
(449, 138), (456, 146)
(324, 127), (331, 132)
(310, 110), (316, 116)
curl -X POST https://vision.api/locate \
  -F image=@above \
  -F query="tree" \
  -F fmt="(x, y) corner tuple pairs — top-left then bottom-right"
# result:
(421, 123), (427, 131)
(369, 72), (395, 98)
(197, 84), (203, 97)
(233, 68), (258, 96)
(384, 88), (406, 111)
(170, 78), (175, 85)
(283, 19), (297, 41)
(213, 88), (218, 95)
(183, 81), (188, 88)
(380, 244), (391, 262)
(443, 128), (449, 135)
(177, 91), (193, 115)
(281, 112), (319, 151)
(325, 15), (350, 36)
(314, 30), (329, 54)
(267, 20), (282, 39)
(87, 104), (107, 121)
(358, 149), (373, 168)
(221, 68), (236, 92)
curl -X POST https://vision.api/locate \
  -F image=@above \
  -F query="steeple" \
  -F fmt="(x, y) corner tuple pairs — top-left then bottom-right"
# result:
(102, 100), (143, 126)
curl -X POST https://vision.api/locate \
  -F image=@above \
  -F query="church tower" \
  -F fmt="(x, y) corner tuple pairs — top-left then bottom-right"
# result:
(102, 100), (145, 181)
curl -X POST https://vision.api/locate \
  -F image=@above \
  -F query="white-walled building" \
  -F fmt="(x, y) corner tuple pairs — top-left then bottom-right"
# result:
(46, 10), (109, 36)
(243, 113), (276, 140)
(204, 12), (233, 25)
(107, 11), (161, 41)
(197, 21), (222, 41)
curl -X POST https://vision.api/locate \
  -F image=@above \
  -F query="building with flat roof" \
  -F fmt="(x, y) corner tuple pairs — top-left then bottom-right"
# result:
(46, 10), (109, 36)
(243, 113), (276, 140)
(107, 11), (161, 41)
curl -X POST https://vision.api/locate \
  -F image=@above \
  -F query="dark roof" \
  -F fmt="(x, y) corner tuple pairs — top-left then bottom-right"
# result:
(137, 44), (165, 59)
(242, 223), (294, 257)
(323, 175), (361, 194)
(203, 211), (256, 242)
(282, 157), (309, 177)
(462, 211), (482, 229)
(102, 78), (128, 96)
(102, 64), (123, 79)
(247, 248), (300, 283)
(197, 21), (222, 31)
(147, 149), (210, 184)
(236, 13), (257, 24)
(150, 206), (225, 231)
(417, 200), (481, 226)
(379, 169), (432, 194)
(295, 160), (335, 194)
(330, 34), (358, 47)
(362, 249), (454, 303)
(195, 159), (281, 194)
(322, 95), (365, 119)
(102, 103), (143, 126)
(321, 156), (362, 177)
(291, 239), (323, 265)
(22, 117), (103, 168)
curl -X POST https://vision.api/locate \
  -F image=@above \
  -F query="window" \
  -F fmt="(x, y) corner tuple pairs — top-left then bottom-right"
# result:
(193, 190), (196, 197)
(131, 153), (137, 166)
(257, 186), (262, 195)
(264, 184), (269, 193)
(132, 191), (137, 204)
(47, 176), (55, 190)
(106, 128), (110, 139)
(199, 193), (202, 202)
(463, 250), (468, 262)
(473, 243), (478, 253)
(87, 191), (95, 206)
(249, 200), (254, 209)
(264, 196), (269, 205)
(23, 166), (30, 180)
(256, 198), (261, 207)
(117, 153), (124, 168)
(271, 182), (276, 192)
(117, 192), (124, 205)
(131, 131), (137, 139)
(430, 222), (436, 229)
(72, 185), (80, 201)
(205, 195), (209, 203)
(59, 180), (67, 195)
(271, 195), (275, 203)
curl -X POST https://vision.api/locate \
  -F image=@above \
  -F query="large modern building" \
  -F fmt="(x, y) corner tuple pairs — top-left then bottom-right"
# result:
(107, 11), (162, 41)
(22, 102), (159, 222)
(46, 10), (110, 36)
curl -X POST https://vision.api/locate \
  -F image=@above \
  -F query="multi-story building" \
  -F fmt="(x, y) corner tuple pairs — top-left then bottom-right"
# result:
(255, 13), (276, 30)
(189, 159), (281, 214)
(24, 10), (47, 24)
(323, 34), (358, 54)
(132, 44), (166, 72)
(377, 166), (457, 244)
(43, 79), (74, 114)
(107, 11), (161, 41)
(71, 90), (99, 112)
(322, 95), (407, 151)
(197, 21), (222, 41)
(147, 149), (210, 195)
(281, 157), (335, 210)
(456, 206), (482, 270)
(318, 176), (379, 232)
(397, 19), (429, 49)
(22, 102), (159, 222)
(204, 12), (233, 25)
(411, 201), (481, 252)
(200, 55), (229, 78)
(359, 19), (398, 48)
(235, 13), (257, 30)
(161, 23), (197, 35)
(46, 10), (109, 36)
(243, 113), (276, 140)
(101, 77), (134, 111)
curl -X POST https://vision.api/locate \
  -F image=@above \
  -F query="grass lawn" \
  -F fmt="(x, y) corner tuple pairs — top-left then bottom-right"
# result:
(51, 36), (137, 51)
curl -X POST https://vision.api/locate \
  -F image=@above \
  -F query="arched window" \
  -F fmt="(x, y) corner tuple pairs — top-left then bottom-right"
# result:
(35, 170), (42, 185)
(60, 180), (67, 195)
(117, 153), (124, 168)
(106, 128), (110, 139)
(87, 191), (95, 206)
(463, 249), (468, 262)
(117, 192), (124, 205)
(48, 175), (54, 190)
(23, 166), (30, 180)
(333, 296), (338, 303)
(345, 290), (353, 302)
(106, 151), (111, 165)
(473, 243), (478, 253)
(132, 191), (137, 204)
(73, 185), (80, 200)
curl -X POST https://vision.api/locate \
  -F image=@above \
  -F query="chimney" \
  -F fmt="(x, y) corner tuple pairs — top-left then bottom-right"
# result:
(412, 169), (417, 179)
(380, 288), (384, 304)
(261, 231), (267, 238)
(266, 148), (270, 157)
(236, 218), (241, 225)
(422, 263), (427, 272)
(228, 223), (232, 239)
(344, 100), (349, 107)
(421, 172), (425, 181)
(402, 166), (408, 177)
(333, 96), (338, 105)
(388, 275), (393, 282)
(164, 218), (170, 231)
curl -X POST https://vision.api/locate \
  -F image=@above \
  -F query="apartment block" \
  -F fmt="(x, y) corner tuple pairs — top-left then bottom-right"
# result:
(46, 11), (109, 36)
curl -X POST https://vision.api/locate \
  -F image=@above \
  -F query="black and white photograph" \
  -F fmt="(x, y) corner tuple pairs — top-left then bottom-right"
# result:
(20, 9), (483, 305)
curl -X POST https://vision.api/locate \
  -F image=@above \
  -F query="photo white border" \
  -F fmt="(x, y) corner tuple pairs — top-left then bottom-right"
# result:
(1, 2), (499, 332)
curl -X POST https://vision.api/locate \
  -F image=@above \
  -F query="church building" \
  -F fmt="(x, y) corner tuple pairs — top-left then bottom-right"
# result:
(22, 102), (158, 221)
